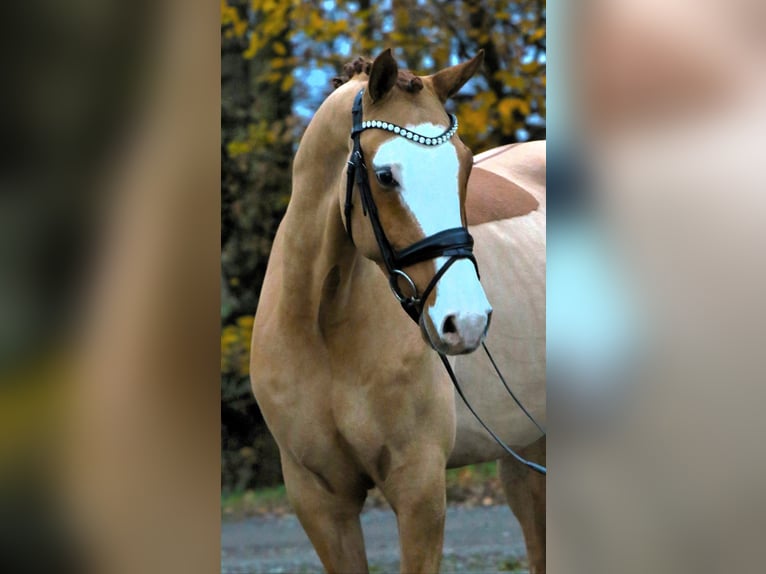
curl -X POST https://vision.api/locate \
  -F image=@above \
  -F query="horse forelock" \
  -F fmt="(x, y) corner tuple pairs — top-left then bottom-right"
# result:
(332, 57), (424, 94)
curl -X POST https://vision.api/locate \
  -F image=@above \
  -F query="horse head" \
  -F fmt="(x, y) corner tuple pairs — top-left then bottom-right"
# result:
(341, 49), (492, 355)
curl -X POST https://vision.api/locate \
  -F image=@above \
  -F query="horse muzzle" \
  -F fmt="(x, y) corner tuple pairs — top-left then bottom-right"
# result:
(420, 307), (492, 355)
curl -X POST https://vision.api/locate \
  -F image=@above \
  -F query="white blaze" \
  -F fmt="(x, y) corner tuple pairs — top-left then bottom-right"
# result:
(372, 124), (491, 339)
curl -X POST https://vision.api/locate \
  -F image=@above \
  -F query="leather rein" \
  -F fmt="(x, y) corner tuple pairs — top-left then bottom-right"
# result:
(344, 88), (546, 475)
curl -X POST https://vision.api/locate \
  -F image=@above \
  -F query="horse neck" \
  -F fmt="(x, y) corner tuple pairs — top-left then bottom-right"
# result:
(278, 81), (373, 327)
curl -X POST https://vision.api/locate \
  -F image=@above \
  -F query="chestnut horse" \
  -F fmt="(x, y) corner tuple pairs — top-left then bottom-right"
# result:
(250, 50), (545, 573)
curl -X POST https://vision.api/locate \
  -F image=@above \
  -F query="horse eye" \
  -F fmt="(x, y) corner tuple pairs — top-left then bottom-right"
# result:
(375, 168), (398, 188)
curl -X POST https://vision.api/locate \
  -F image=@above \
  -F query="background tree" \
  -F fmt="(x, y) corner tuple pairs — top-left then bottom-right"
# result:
(221, 0), (295, 490)
(221, 0), (546, 492)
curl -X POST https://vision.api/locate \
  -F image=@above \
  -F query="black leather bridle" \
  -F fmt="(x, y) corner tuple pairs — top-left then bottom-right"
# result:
(343, 88), (547, 475)
(344, 89), (479, 324)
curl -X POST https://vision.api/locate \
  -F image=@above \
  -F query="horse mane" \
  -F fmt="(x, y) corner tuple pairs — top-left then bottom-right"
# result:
(332, 56), (424, 93)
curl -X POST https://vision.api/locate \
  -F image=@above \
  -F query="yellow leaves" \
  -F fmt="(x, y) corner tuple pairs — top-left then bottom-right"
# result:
(256, 0), (278, 12)
(528, 28), (545, 43)
(288, 4), (350, 45)
(221, 0), (248, 39)
(431, 44), (452, 70)
(272, 55), (300, 70)
(497, 98), (514, 119)
(242, 40), (259, 61)
(494, 70), (526, 91)
(311, 11), (325, 31)
(456, 101), (490, 141)
(225, 0), (546, 154)
(394, 6), (411, 28)
(237, 0), (291, 60)
(281, 74), (295, 92)
(387, 30), (406, 45)
(521, 61), (542, 75)
(519, 18), (535, 34)
(227, 140), (253, 158)
(226, 120), (284, 158)
(497, 97), (532, 134)
(462, 106), (486, 130)
(463, 82), (539, 139)
(499, 97), (531, 117)
(240, 24), (268, 60)
(477, 91), (499, 107)
(273, 41), (287, 56)
(220, 0), (236, 25)
(221, 315), (255, 377)
(456, 86), (534, 147)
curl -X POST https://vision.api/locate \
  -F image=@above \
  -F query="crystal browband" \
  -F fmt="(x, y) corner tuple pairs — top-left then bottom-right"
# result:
(358, 115), (459, 146)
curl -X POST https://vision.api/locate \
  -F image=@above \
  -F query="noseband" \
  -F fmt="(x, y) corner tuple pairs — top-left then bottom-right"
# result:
(344, 89), (479, 323)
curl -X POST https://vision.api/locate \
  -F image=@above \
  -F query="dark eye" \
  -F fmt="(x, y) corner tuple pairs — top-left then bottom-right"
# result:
(375, 168), (398, 188)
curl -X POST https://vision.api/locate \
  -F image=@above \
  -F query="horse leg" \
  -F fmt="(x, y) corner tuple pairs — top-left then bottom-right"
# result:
(499, 436), (546, 574)
(377, 448), (448, 574)
(280, 454), (369, 574)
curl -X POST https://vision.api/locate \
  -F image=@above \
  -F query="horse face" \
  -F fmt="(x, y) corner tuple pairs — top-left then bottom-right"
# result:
(350, 50), (492, 355)
(374, 130), (492, 354)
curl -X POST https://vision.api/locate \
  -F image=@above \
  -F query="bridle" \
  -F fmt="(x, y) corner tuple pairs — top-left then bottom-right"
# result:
(344, 89), (479, 324)
(344, 88), (547, 475)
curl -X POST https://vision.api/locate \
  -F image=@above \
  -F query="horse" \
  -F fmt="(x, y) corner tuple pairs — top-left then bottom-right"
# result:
(250, 49), (546, 573)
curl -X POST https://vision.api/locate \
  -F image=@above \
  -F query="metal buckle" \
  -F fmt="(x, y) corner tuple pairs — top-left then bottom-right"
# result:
(388, 269), (419, 304)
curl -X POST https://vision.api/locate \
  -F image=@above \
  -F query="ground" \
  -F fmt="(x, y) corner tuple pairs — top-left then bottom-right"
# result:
(221, 504), (528, 574)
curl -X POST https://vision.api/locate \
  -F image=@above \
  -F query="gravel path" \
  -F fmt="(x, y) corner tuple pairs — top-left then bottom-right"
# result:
(222, 505), (527, 573)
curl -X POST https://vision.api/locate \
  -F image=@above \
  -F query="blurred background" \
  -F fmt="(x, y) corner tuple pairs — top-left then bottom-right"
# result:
(548, 1), (766, 572)
(220, 0), (547, 497)
(0, 1), (220, 572)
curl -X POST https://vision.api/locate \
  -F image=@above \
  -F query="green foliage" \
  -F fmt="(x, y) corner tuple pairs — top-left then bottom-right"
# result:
(446, 461), (498, 483)
(222, 462), (503, 519)
(498, 557), (529, 572)
(222, 484), (287, 519)
(221, 0), (546, 492)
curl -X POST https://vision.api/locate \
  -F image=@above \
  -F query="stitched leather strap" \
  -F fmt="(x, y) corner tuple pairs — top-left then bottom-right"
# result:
(395, 227), (476, 270)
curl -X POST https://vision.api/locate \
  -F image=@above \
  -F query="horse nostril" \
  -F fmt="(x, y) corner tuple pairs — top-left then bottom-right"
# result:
(442, 315), (457, 334)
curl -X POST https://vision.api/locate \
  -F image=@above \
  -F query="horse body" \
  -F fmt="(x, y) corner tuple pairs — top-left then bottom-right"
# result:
(251, 52), (545, 574)
(449, 142), (546, 466)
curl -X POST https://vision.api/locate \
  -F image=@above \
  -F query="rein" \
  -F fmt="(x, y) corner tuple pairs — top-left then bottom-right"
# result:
(344, 88), (546, 475)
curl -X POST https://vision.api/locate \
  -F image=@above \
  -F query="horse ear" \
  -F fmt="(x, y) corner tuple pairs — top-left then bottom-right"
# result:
(368, 49), (399, 102)
(428, 50), (485, 102)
